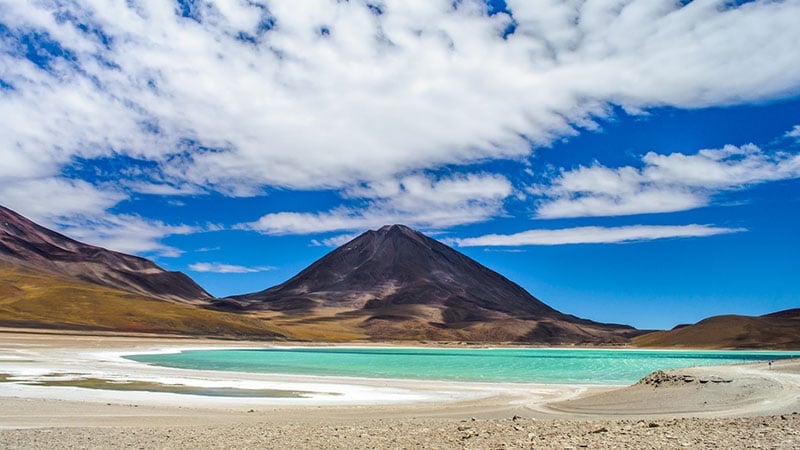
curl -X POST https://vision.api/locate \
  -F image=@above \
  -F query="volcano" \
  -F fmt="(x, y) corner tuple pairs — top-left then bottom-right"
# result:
(224, 225), (639, 343)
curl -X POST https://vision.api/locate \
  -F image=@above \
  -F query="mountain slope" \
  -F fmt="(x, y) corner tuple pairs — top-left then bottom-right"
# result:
(0, 205), (284, 337)
(0, 205), (210, 303)
(222, 225), (639, 344)
(0, 260), (283, 337)
(632, 309), (800, 350)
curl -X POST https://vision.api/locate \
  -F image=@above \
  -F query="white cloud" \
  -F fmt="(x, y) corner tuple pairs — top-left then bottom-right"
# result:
(188, 262), (275, 273)
(310, 233), (360, 247)
(534, 144), (800, 218)
(787, 125), (800, 140)
(0, 177), (125, 225)
(451, 224), (745, 247)
(0, 0), (799, 200)
(240, 172), (513, 234)
(0, 174), (202, 257)
(55, 213), (200, 258)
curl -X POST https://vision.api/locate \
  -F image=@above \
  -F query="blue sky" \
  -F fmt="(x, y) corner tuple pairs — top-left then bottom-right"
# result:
(1, 0), (799, 329)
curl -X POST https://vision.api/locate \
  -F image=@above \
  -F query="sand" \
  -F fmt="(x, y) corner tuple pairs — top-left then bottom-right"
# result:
(1, 328), (798, 449)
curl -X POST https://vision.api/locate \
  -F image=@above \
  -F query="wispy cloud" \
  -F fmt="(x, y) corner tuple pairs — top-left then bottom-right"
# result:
(786, 125), (800, 140)
(450, 225), (745, 247)
(56, 214), (201, 257)
(239, 173), (513, 235)
(532, 144), (800, 218)
(310, 233), (359, 248)
(188, 262), (275, 274)
(0, 177), (204, 257)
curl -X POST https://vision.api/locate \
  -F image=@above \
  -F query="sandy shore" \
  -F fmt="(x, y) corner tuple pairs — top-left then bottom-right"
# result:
(1, 329), (798, 448)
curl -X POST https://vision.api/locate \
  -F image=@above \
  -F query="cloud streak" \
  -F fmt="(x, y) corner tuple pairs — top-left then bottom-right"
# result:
(451, 224), (745, 247)
(55, 213), (201, 257)
(533, 144), (800, 218)
(188, 262), (276, 274)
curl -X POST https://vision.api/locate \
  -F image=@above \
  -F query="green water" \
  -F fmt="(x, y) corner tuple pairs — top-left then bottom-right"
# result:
(127, 347), (799, 385)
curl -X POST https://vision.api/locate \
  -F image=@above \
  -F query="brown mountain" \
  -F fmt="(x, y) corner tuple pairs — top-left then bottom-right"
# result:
(632, 309), (800, 350)
(0, 205), (209, 303)
(220, 225), (640, 343)
(0, 205), (282, 337)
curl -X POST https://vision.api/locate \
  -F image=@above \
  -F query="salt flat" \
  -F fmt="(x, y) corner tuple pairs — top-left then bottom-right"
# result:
(0, 329), (798, 448)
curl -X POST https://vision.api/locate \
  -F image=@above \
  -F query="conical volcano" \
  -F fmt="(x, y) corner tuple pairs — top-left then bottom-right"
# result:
(225, 225), (638, 343)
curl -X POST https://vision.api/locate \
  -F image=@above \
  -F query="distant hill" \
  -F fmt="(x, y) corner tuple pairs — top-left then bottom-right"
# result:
(0, 205), (282, 337)
(632, 309), (800, 350)
(220, 225), (640, 344)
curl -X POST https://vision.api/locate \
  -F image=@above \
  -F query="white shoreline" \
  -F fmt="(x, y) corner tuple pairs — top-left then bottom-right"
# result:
(1, 330), (798, 430)
(2, 331), (798, 448)
(2, 339), (599, 409)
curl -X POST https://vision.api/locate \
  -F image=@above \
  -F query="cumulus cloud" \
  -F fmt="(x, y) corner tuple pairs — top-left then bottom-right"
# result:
(239, 172), (513, 234)
(533, 144), (800, 218)
(451, 224), (745, 247)
(2, 0), (800, 199)
(787, 125), (800, 140)
(188, 262), (275, 273)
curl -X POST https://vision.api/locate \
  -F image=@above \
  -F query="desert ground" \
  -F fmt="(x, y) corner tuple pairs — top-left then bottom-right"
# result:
(0, 328), (798, 449)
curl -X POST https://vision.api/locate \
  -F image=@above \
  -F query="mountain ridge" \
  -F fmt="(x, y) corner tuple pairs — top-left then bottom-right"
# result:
(0, 205), (210, 303)
(0, 205), (284, 337)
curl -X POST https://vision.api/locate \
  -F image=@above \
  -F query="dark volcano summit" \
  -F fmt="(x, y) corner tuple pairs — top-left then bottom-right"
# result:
(226, 225), (638, 343)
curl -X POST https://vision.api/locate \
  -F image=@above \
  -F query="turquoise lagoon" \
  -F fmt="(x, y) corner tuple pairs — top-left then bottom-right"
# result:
(127, 347), (799, 385)
(126, 347), (800, 384)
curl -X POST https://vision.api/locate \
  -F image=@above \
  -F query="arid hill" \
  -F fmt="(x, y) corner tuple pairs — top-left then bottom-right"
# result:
(0, 205), (209, 303)
(0, 205), (282, 337)
(632, 309), (800, 350)
(221, 225), (640, 344)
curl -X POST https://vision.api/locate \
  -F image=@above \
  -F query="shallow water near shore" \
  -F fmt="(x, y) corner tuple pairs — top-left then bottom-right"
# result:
(127, 347), (800, 385)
